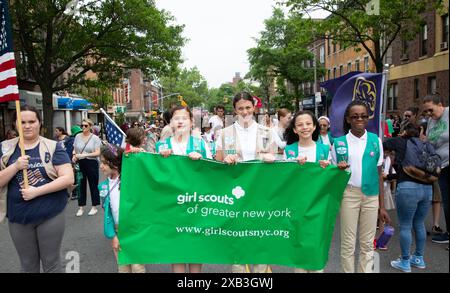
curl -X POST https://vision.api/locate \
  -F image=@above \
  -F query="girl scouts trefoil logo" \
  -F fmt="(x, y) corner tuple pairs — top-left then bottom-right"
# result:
(353, 77), (377, 119)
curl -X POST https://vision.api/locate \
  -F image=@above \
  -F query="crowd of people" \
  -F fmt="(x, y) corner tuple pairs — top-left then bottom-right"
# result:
(0, 92), (448, 273)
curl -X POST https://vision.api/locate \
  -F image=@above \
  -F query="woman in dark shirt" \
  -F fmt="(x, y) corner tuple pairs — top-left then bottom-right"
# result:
(0, 105), (73, 273)
(383, 123), (433, 272)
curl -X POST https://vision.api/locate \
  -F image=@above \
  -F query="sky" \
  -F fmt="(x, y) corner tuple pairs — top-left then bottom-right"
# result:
(156, 0), (328, 89)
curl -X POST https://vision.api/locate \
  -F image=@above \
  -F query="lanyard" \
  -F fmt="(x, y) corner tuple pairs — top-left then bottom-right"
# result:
(109, 177), (120, 194)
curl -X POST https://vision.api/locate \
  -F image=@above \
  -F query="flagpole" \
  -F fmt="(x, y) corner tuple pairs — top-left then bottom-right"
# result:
(381, 65), (389, 138)
(15, 101), (29, 188)
(100, 108), (127, 137)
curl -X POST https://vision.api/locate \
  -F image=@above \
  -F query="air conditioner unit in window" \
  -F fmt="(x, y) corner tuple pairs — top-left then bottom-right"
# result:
(440, 42), (448, 50)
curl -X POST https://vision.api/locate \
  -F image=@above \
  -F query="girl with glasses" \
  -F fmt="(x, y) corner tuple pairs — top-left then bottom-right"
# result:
(331, 100), (390, 273)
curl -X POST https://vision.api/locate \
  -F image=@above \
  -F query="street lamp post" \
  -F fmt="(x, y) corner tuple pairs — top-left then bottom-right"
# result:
(158, 92), (180, 112)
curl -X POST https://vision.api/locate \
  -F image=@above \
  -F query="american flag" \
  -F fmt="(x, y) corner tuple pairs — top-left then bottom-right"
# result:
(100, 108), (126, 148)
(0, 0), (19, 103)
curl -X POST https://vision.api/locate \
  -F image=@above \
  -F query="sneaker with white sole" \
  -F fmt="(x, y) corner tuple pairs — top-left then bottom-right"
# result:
(432, 232), (449, 244)
(76, 208), (84, 217)
(391, 257), (411, 273)
(410, 255), (426, 269)
(88, 207), (98, 216)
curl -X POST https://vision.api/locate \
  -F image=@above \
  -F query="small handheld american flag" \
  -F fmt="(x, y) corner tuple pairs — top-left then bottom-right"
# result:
(0, 0), (19, 103)
(100, 108), (127, 148)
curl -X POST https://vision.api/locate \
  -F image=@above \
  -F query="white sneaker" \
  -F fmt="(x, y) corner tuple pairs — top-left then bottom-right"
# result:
(76, 208), (84, 217)
(88, 207), (98, 216)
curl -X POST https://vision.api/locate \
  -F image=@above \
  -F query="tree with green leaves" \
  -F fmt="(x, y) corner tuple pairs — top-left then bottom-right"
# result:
(159, 66), (209, 110)
(247, 8), (323, 111)
(11, 0), (185, 136)
(284, 0), (444, 72)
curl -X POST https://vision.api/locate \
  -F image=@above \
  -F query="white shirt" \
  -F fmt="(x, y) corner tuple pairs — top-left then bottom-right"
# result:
(108, 177), (121, 225)
(208, 115), (224, 131)
(234, 121), (258, 161)
(170, 137), (213, 159)
(272, 127), (287, 149)
(331, 130), (384, 187)
(320, 134), (331, 146)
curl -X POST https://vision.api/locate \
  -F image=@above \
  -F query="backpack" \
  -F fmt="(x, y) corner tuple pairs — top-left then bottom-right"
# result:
(401, 137), (441, 184)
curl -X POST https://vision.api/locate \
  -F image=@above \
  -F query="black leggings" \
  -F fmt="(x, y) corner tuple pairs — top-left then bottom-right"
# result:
(78, 159), (100, 207)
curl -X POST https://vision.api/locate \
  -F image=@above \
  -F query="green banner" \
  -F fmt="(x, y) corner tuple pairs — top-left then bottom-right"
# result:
(119, 153), (350, 270)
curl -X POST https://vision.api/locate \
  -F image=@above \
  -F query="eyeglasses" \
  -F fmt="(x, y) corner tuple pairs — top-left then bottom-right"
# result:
(349, 115), (369, 121)
(81, 124), (89, 128)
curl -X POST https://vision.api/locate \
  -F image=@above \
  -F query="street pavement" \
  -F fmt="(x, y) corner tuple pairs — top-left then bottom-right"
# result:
(0, 194), (448, 273)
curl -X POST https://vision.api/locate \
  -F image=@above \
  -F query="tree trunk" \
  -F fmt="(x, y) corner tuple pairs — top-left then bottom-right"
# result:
(41, 88), (54, 139)
(374, 40), (384, 73)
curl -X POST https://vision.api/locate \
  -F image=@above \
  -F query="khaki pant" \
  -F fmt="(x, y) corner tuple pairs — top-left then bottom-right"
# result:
(231, 264), (271, 273)
(340, 186), (379, 273)
(118, 264), (146, 273)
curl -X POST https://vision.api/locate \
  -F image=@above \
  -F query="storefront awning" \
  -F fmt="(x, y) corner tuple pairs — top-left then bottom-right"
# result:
(55, 96), (92, 110)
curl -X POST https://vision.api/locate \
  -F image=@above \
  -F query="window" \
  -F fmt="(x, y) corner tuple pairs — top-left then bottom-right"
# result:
(327, 38), (331, 56)
(319, 46), (325, 63)
(339, 65), (344, 76)
(327, 69), (331, 80)
(333, 67), (336, 79)
(388, 83), (398, 111)
(420, 24), (428, 56)
(355, 60), (360, 71)
(442, 14), (449, 50)
(401, 40), (409, 59)
(428, 76), (436, 94)
(364, 57), (370, 72)
(347, 62), (352, 73)
(333, 41), (336, 53)
(414, 79), (420, 100)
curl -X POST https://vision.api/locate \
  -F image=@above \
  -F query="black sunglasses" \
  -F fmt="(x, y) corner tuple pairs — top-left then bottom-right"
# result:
(81, 124), (89, 128)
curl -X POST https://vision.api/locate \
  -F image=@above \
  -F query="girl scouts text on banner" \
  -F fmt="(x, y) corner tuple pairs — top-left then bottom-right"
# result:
(119, 153), (350, 270)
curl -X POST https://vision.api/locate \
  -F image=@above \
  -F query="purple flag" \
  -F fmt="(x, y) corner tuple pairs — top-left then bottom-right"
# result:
(321, 72), (384, 138)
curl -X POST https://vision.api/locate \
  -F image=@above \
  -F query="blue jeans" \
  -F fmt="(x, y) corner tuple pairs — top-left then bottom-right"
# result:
(395, 181), (432, 260)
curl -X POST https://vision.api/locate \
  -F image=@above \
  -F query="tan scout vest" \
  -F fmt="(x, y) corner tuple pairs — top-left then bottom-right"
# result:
(0, 137), (58, 223)
(218, 122), (277, 161)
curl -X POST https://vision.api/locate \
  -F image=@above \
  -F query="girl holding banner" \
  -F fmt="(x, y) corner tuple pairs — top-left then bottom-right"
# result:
(331, 100), (390, 273)
(156, 106), (212, 273)
(283, 110), (330, 273)
(215, 91), (277, 273)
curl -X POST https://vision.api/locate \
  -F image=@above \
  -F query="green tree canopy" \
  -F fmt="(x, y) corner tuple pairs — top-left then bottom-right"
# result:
(12, 0), (185, 136)
(247, 7), (323, 111)
(284, 0), (445, 72)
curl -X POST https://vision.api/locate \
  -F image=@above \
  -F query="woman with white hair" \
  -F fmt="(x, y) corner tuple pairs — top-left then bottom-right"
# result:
(317, 116), (334, 148)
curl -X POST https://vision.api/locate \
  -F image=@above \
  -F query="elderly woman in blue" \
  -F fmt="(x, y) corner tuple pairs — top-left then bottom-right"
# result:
(283, 110), (330, 273)
(331, 100), (391, 273)
(155, 106), (212, 273)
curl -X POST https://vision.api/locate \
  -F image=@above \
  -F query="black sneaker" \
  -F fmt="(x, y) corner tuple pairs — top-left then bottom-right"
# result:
(432, 232), (449, 244)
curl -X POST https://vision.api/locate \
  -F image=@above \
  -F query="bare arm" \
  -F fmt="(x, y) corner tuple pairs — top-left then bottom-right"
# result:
(0, 156), (29, 187)
(21, 163), (74, 201)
